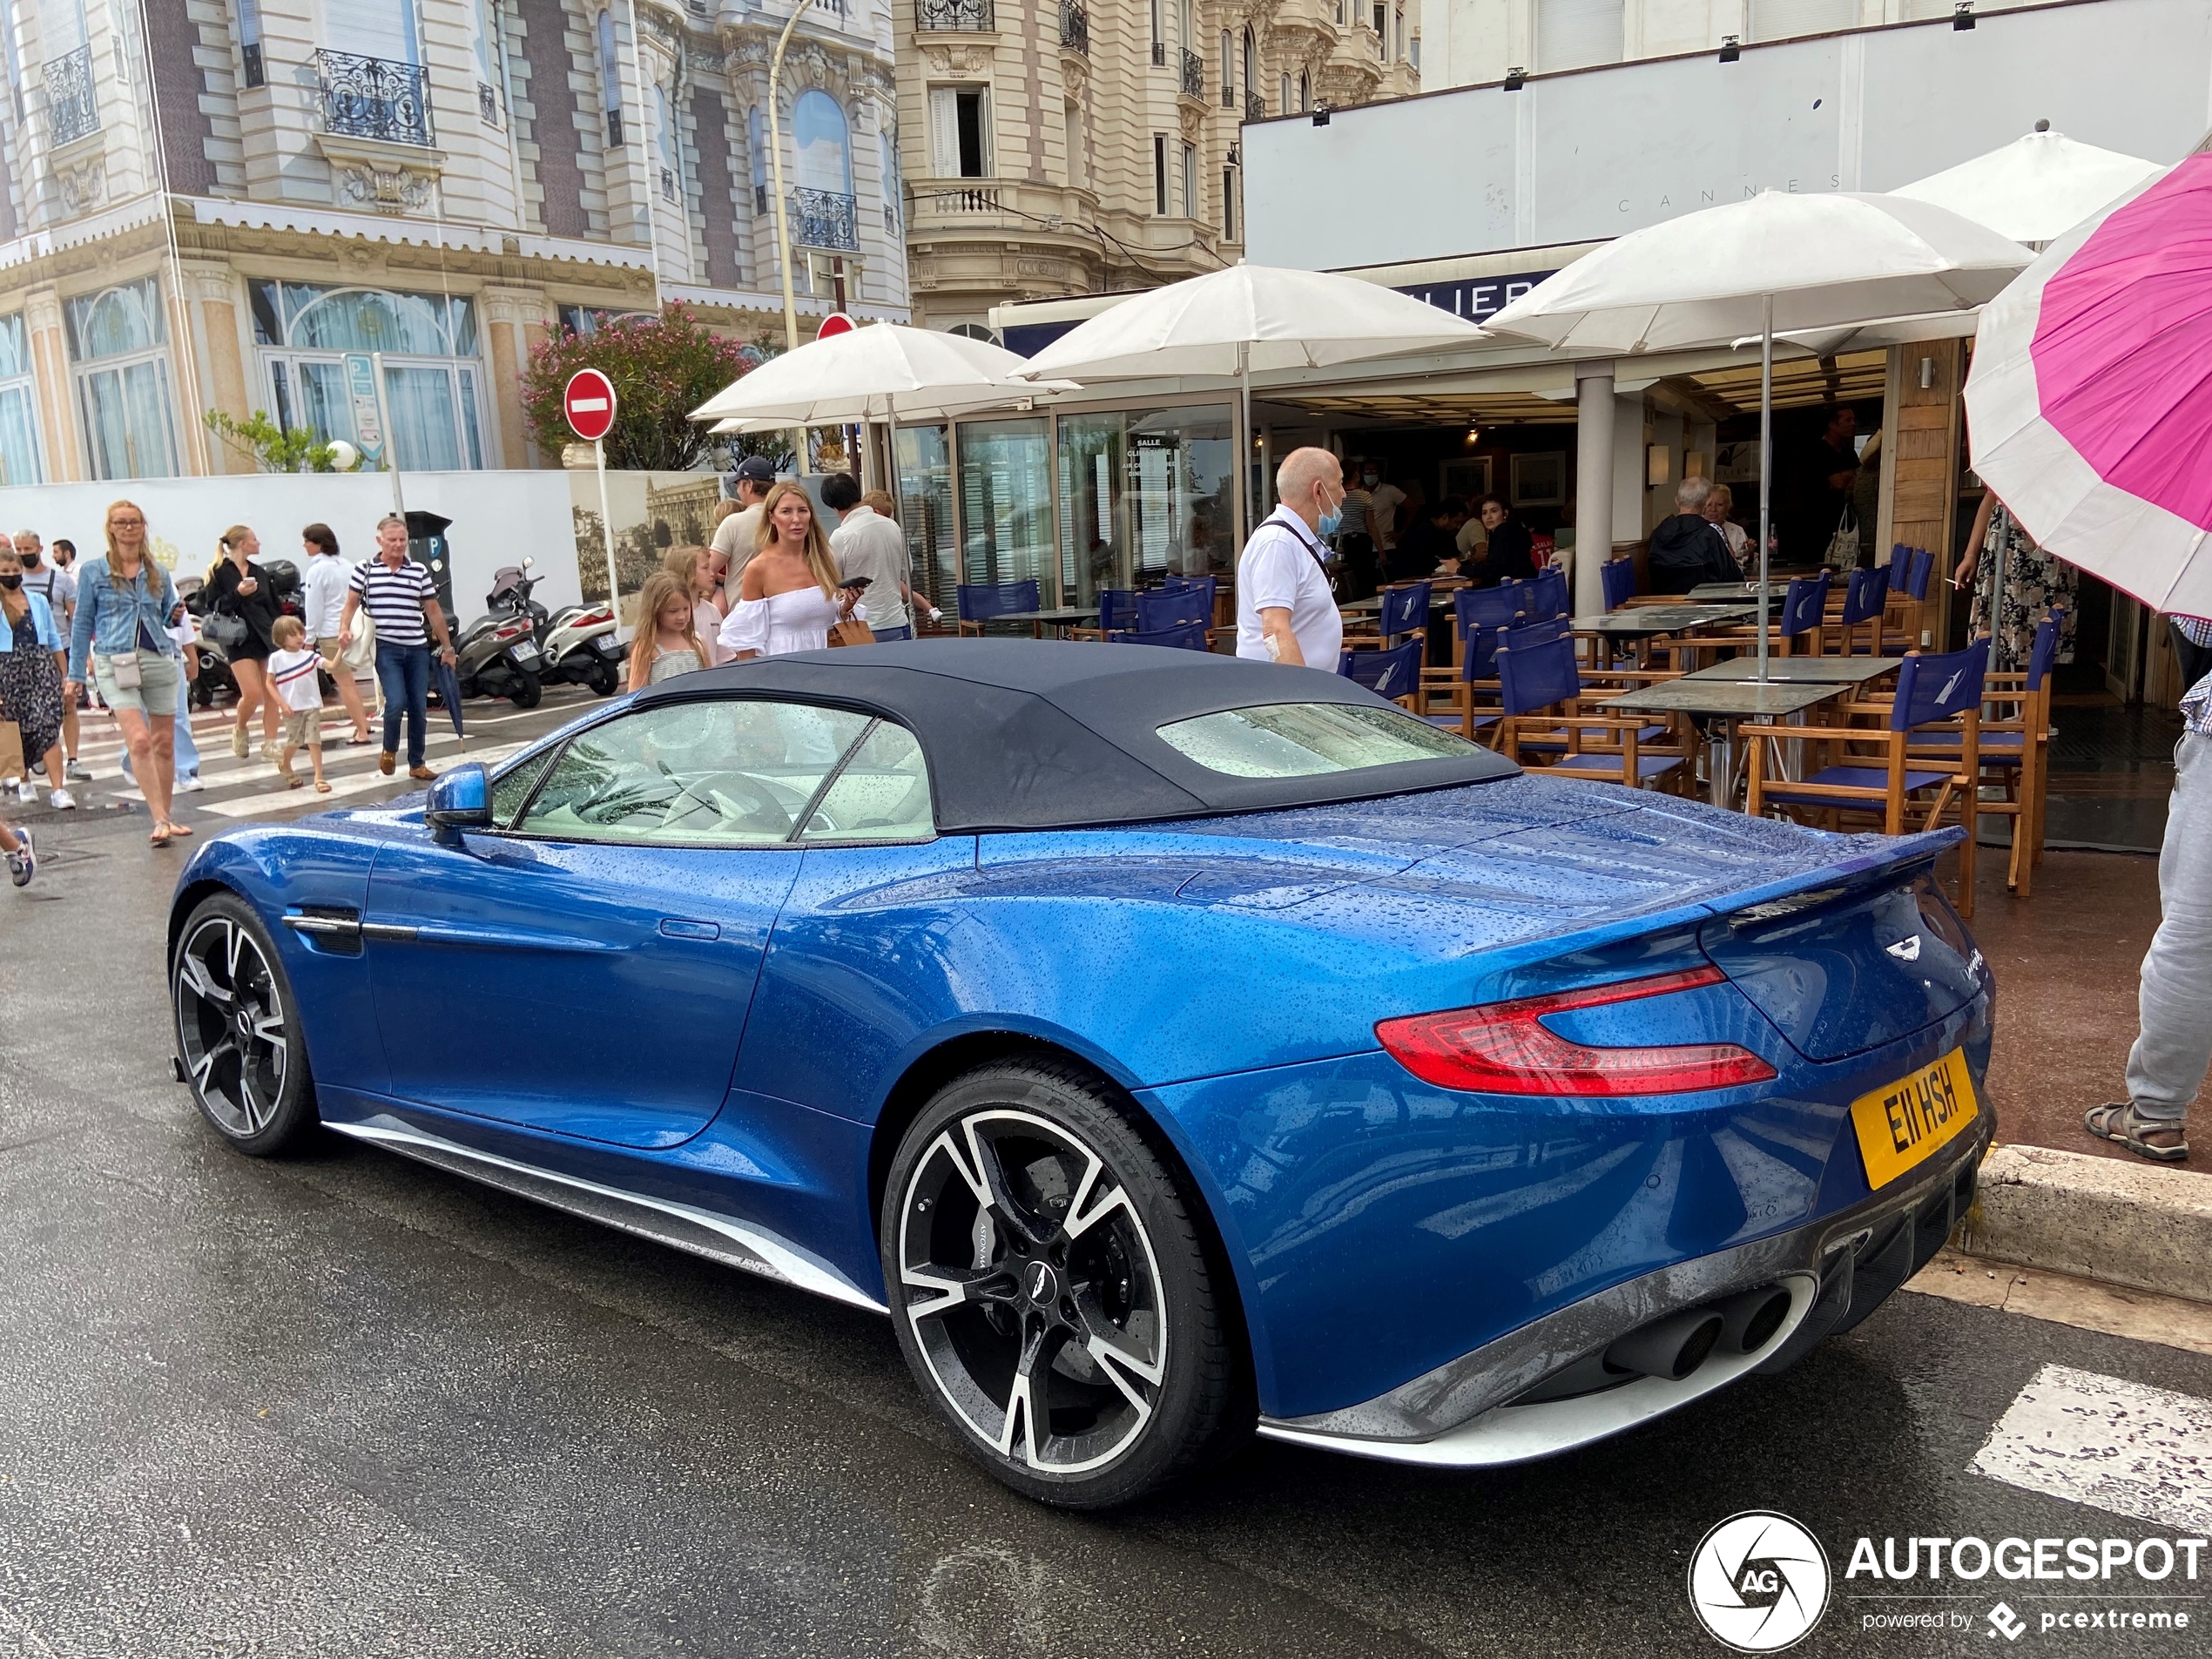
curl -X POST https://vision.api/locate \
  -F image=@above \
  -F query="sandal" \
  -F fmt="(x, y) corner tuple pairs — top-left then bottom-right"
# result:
(316, 781), (333, 794)
(2082, 1103), (2188, 1163)
(164, 820), (192, 839)
(150, 825), (172, 847)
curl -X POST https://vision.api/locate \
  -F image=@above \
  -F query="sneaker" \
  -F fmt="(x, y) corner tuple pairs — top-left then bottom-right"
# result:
(10, 779), (30, 802)
(230, 725), (249, 759)
(64, 759), (91, 782)
(5, 826), (31, 887)
(179, 774), (206, 793)
(48, 788), (75, 811)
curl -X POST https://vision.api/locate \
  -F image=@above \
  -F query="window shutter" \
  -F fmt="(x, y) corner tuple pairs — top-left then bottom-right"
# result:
(1534, 0), (1622, 73)
(1747, 0), (1858, 41)
(321, 0), (419, 65)
(928, 87), (960, 179)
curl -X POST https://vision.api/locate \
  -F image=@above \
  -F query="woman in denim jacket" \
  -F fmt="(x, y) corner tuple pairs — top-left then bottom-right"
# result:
(65, 500), (188, 846)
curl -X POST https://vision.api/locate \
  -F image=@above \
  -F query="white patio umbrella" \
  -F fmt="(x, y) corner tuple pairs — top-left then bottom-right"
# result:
(689, 320), (1076, 506)
(1486, 191), (2030, 677)
(1015, 264), (1488, 534)
(1891, 122), (2163, 247)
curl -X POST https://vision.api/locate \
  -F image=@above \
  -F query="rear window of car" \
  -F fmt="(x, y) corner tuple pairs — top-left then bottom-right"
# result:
(1156, 703), (1480, 778)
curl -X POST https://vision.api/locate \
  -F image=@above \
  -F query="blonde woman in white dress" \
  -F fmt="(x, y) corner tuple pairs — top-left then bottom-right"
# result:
(717, 482), (863, 661)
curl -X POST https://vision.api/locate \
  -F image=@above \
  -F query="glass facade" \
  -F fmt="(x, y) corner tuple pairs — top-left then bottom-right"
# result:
(66, 278), (179, 481)
(0, 314), (44, 487)
(1052, 403), (1233, 603)
(249, 280), (487, 470)
(955, 416), (1055, 595)
(895, 422), (957, 612)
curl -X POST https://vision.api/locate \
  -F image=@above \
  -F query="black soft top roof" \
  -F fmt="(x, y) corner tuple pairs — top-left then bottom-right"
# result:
(631, 638), (1517, 833)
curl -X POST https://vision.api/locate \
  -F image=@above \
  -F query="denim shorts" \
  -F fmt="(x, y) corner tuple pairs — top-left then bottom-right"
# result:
(92, 651), (183, 717)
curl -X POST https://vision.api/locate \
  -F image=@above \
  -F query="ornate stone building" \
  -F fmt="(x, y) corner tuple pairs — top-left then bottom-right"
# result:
(0, 0), (908, 483)
(895, 0), (1417, 334)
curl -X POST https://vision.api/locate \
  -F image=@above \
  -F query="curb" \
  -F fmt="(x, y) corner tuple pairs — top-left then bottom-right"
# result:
(1952, 1144), (2212, 1307)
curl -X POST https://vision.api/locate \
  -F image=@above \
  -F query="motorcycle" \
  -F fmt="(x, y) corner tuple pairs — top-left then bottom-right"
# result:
(176, 575), (238, 710)
(453, 560), (547, 708)
(540, 599), (624, 696)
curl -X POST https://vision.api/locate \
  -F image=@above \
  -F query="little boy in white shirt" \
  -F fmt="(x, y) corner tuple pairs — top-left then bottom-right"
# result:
(266, 617), (330, 793)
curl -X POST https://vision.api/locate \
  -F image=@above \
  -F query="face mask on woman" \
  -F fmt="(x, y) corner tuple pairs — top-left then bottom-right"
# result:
(0, 574), (19, 590)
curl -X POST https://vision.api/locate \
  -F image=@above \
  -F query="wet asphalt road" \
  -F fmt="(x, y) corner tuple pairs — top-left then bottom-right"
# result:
(3, 703), (2209, 1658)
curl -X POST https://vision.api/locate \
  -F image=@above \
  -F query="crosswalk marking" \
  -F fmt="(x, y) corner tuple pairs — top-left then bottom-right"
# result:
(202, 741), (534, 818)
(1973, 1365), (2212, 1534)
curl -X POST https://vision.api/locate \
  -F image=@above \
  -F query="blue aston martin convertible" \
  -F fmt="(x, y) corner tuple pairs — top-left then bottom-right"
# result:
(167, 640), (1992, 1507)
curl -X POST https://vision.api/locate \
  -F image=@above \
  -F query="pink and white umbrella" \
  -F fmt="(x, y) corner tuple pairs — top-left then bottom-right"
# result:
(1964, 138), (2212, 613)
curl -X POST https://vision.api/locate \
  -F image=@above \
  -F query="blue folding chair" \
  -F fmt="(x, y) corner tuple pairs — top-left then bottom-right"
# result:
(1777, 570), (1832, 655)
(1421, 583), (1530, 726)
(1529, 565), (1569, 621)
(1072, 588), (1140, 641)
(1163, 574), (1217, 609)
(1496, 633), (1683, 788)
(956, 579), (1041, 636)
(1374, 581), (1433, 645)
(1337, 637), (1425, 703)
(1831, 563), (1891, 656)
(1748, 637), (1986, 913)
(1136, 586), (1211, 632)
(1112, 617), (1211, 651)
(1601, 557), (1638, 611)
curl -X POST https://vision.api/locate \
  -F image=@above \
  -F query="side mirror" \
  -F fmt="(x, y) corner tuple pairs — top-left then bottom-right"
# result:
(425, 762), (492, 840)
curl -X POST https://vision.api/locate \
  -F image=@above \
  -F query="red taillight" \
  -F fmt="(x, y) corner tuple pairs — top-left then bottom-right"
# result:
(1374, 966), (1776, 1097)
(495, 619), (529, 640)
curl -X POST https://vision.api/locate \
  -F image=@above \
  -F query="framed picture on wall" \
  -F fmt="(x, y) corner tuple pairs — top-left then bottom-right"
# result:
(1440, 457), (1491, 502)
(1510, 451), (1566, 508)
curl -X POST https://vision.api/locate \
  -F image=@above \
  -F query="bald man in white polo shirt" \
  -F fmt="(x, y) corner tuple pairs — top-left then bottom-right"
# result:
(1235, 447), (1345, 671)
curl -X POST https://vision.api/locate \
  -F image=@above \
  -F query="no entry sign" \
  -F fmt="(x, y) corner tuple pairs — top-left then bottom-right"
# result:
(563, 368), (617, 442)
(816, 313), (856, 341)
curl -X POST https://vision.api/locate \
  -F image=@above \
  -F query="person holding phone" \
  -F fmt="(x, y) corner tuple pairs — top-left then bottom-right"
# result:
(717, 483), (864, 660)
(207, 524), (285, 761)
(825, 475), (918, 640)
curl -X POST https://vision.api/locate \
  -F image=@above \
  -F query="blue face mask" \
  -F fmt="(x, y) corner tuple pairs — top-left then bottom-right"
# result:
(1317, 489), (1344, 537)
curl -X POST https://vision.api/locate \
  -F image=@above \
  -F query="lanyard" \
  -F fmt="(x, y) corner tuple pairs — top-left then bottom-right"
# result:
(1269, 509), (1332, 573)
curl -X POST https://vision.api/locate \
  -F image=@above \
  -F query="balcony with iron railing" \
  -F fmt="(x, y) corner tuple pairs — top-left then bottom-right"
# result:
(317, 50), (433, 147)
(1058, 0), (1087, 53)
(916, 0), (992, 29)
(44, 45), (98, 147)
(1150, 40), (1164, 66)
(1244, 91), (1264, 123)
(1220, 80), (1234, 108)
(789, 186), (859, 250)
(1178, 47), (1205, 99)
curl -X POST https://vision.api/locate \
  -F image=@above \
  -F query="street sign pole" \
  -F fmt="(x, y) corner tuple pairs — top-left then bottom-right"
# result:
(370, 349), (405, 517)
(595, 436), (617, 631)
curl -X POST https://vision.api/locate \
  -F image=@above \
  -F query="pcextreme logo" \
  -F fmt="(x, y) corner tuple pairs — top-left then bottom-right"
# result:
(1689, 1511), (1832, 1653)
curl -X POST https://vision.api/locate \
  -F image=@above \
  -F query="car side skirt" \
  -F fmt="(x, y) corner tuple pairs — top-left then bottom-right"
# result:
(326, 1116), (887, 1313)
(1253, 1113), (1990, 1467)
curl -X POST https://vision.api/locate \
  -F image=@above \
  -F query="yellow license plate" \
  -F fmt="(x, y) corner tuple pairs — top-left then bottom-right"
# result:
(1850, 1049), (1979, 1190)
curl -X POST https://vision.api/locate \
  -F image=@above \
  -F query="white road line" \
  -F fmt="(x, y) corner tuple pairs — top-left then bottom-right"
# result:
(201, 741), (533, 818)
(1972, 1365), (2212, 1534)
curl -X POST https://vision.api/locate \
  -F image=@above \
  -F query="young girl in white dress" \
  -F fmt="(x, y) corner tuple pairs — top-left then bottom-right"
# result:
(717, 482), (863, 660)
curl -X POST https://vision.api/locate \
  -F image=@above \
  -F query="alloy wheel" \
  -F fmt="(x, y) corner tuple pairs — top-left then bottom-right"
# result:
(898, 1108), (1169, 1475)
(173, 915), (290, 1139)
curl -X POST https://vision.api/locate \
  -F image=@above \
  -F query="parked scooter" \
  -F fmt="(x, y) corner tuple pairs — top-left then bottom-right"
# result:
(453, 559), (547, 708)
(176, 575), (238, 710)
(540, 599), (624, 696)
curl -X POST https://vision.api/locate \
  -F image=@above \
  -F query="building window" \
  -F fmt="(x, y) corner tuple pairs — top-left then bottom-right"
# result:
(1747, 0), (1857, 43)
(748, 105), (766, 212)
(236, 0), (266, 89)
(928, 85), (988, 179)
(467, 0), (500, 124)
(1152, 133), (1166, 216)
(1278, 71), (1291, 111)
(1240, 26), (1254, 93)
(1535, 0), (1624, 73)
(1218, 29), (1231, 104)
(1371, 3), (1385, 34)
(65, 279), (179, 482)
(1063, 100), (1082, 189)
(1180, 140), (1195, 219)
(1298, 72), (1309, 111)
(790, 91), (856, 250)
(1394, 8), (1404, 58)
(655, 80), (678, 199)
(1221, 167), (1236, 240)
(597, 10), (622, 145)
(0, 314), (44, 486)
(1148, 0), (1161, 64)
(1410, 33), (1420, 70)
(882, 125), (904, 231)
(556, 305), (648, 338)
(247, 280), (486, 471)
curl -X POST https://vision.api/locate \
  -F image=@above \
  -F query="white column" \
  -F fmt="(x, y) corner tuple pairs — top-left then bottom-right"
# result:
(1574, 360), (1615, 616)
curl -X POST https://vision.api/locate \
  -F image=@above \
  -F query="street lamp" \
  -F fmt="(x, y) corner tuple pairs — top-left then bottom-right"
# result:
(766, 2), (809, 469)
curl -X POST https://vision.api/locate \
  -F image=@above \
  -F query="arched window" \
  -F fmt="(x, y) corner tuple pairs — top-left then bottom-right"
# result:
(1279, 71), (1291, 111)
(948, 322), (999, 345)
(792, 90), (852, 197)
(597, 10), (622, 145)
(1298, 72), (1309, 111)
(1218, 30), (1231, 98)
(1241, 28), (1254, 98)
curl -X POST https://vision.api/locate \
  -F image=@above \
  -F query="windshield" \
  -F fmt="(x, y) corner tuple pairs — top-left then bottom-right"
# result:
(1157, 703), (1480, 779)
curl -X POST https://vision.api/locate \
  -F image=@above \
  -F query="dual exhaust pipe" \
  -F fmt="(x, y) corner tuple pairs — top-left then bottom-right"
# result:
(1603, 1285), (1793, 1382)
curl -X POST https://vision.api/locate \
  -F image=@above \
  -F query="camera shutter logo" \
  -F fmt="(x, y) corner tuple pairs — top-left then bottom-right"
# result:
(1688, 1512), (1831, 1652)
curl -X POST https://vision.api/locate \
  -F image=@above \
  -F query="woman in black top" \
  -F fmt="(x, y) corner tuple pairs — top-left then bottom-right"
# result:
(207, 523), (284, 761)
(1464, 496), (1536, 587)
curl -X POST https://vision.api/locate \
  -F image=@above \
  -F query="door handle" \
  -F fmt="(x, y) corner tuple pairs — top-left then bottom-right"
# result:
(658, 918), (720, 941)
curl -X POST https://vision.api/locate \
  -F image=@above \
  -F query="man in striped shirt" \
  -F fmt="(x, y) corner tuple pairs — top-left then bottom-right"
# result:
(335, 515), (457, 780)
(2090, 614), (2212, 1163)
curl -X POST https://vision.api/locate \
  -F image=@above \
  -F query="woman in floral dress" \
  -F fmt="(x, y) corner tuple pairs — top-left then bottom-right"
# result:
(1957, 485), (2079, 671)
